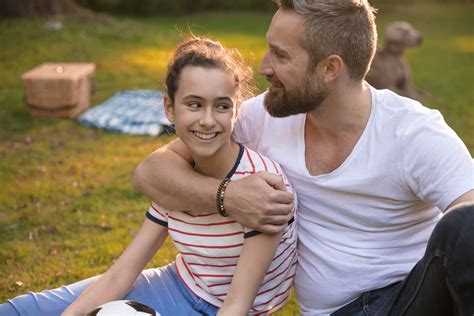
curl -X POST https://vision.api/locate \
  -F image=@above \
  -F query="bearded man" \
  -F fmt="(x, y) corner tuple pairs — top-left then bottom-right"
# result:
(133, 1), (474, 314)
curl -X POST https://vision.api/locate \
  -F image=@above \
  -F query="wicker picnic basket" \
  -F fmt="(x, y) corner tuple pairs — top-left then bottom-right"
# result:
(22, 63), (95, 118)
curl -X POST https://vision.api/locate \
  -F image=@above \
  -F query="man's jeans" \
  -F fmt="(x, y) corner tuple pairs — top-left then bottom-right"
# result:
(333, 203), (474, 316)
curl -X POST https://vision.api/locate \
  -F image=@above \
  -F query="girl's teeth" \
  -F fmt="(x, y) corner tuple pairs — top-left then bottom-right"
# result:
(194, 132), (217, 140)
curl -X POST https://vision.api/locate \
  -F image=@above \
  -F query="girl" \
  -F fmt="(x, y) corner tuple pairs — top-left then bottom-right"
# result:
(1, 38), (297, 316)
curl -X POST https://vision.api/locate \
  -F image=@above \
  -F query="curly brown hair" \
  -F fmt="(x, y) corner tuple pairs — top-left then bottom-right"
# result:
(165, 37), (256, 104)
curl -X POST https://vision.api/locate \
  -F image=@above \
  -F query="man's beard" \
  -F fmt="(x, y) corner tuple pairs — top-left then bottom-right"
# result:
(264, 74), (329, 118)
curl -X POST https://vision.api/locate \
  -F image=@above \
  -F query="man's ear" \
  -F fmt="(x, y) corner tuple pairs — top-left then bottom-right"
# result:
(316, 54), (343, 83)
(163, 96), (175, 123)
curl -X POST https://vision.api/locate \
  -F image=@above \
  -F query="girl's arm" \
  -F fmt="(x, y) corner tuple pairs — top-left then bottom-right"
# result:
(218, 231), (283, 316)
(62, 219), (168, 316)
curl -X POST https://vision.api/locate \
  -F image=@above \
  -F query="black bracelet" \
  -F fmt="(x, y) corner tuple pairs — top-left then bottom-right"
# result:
(216, 178), (231, 217)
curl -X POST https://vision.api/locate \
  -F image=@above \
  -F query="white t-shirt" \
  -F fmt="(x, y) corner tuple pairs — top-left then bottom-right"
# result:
(233, 87), (473, 315)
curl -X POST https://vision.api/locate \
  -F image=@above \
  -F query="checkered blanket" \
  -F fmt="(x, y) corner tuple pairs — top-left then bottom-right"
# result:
(78, 90), (173, 136)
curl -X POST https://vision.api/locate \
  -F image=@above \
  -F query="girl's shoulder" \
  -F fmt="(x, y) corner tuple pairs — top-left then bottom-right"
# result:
(232, 145), (294, 194)
(230, 145), (283, 178)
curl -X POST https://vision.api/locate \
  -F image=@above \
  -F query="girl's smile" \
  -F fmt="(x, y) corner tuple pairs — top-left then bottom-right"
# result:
(192, 131), (219, 141)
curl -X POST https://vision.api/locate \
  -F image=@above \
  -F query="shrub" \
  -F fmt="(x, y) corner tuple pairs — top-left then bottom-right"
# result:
(75, 0), (276, 15)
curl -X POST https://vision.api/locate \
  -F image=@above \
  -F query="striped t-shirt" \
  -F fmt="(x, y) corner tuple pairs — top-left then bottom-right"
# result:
(146, 144), (298, 315)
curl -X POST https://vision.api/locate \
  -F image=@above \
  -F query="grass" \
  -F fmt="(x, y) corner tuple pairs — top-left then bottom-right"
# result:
(0, 3), (472, 315)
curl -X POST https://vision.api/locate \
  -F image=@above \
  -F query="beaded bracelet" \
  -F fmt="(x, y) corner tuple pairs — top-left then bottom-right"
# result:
(216, 178), (231, 217)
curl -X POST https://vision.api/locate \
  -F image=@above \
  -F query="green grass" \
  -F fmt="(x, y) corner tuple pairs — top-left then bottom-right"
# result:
(0, 3), (472, 315)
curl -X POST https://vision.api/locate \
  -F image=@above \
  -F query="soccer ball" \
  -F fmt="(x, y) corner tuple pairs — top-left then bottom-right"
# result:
(87, 300), (160, 316)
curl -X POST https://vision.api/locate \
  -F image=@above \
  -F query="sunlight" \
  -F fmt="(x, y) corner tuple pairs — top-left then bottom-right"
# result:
(122, 47), (172, 72)
(453, 36), (474, 53)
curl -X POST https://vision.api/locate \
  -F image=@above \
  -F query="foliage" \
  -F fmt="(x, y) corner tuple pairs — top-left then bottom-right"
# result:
(74, 0), (473, 16)
(75, 0), (275, 15)
(0, 0), (88, 17)
(0, 3), (473, 315)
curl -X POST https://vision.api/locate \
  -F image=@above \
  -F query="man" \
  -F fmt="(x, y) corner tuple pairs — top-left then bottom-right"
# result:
(133, 0), (474, 314)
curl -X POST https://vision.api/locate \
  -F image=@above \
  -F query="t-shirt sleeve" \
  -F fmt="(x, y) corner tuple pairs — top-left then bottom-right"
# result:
(403, 110), (474, 212)
(242, 159), (297, 238)
(233, 93), (268, 150)
(146, 201), (169, 227)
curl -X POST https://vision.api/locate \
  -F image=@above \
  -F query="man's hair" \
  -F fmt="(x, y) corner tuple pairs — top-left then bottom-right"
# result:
(274, 0), (377, 81)
(166, 37), (255, 103)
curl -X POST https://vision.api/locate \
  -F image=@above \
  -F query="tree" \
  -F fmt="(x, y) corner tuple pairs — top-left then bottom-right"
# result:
(0, 0), (91, 17)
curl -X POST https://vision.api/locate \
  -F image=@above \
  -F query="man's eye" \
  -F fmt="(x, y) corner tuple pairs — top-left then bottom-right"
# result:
(272, 50), (285, 59)
(188, 102), (200, 109)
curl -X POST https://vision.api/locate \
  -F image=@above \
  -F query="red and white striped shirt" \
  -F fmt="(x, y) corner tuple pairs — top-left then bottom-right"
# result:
(146, 144), (297, 315)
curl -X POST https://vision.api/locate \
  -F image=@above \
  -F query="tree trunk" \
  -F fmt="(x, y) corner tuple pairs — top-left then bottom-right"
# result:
(0, 0), (89, 17)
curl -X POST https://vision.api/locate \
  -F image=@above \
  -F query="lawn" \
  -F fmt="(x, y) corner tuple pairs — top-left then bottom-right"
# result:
(0, 2), (472, 315)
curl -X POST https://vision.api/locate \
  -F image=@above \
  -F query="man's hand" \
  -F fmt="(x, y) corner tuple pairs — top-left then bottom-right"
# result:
(224, 171), (294, 234)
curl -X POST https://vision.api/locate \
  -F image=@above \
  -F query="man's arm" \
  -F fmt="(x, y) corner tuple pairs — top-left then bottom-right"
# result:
(133, 139), (218, 212)
(447, 189), (474, 211)
(132, 139), (294, 233)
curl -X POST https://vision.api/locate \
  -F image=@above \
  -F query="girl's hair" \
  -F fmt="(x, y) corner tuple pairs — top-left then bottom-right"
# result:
(165, 37), (255, 103)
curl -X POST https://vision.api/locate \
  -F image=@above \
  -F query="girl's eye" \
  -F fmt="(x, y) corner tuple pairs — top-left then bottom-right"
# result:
(188, 102), (201, 109)
(216, 104), (231, 111)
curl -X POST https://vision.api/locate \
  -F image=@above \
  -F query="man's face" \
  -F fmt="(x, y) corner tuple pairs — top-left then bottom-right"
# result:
(259, 9), (328, 117)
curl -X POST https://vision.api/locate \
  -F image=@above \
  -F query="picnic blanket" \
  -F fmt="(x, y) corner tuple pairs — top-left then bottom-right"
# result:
(78, 90), (173, 136)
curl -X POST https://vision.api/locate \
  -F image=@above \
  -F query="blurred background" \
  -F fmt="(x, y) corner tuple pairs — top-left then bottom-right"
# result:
(1, 0), (472, 314)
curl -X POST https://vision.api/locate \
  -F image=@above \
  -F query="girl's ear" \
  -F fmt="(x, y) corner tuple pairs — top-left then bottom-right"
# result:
(163, 96), (175, 123)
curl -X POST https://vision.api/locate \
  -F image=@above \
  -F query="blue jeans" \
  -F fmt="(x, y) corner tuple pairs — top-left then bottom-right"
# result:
(332, 203), (474, 316)
(0, 263), (218, 316)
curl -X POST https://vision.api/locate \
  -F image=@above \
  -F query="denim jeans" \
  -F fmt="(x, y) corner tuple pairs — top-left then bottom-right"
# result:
(0, 263), (218, 316)
(333, 203), (474, 316)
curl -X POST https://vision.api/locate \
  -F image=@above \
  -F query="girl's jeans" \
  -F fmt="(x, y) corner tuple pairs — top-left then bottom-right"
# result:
(0, 263), (218, 316)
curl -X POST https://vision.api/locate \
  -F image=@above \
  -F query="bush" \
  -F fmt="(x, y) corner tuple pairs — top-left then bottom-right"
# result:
(75, 0), (276, 15)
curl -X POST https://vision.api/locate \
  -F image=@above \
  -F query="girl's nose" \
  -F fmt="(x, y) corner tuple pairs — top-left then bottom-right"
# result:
(199, 109), (216, 128)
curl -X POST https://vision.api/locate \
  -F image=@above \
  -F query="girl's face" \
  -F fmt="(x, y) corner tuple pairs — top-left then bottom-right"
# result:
(164, 66), (238, 160)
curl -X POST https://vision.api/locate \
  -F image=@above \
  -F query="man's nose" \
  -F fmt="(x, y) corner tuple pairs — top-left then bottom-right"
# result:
(258, 50), (273, 76)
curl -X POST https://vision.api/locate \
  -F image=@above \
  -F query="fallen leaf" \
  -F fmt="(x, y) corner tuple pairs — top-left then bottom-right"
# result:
(78, 223), (112, 231)
(49, 247), (58, 256)
(13, 203), (27, 210)
(40, 226), (59, 234)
